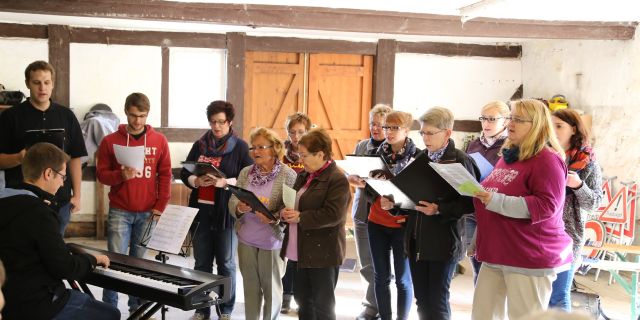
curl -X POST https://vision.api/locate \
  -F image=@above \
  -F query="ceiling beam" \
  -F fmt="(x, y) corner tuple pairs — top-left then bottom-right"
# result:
(0, 0), (636, 40)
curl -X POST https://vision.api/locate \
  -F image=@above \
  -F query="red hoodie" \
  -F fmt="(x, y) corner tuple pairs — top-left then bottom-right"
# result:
(96, 124), (172, 213)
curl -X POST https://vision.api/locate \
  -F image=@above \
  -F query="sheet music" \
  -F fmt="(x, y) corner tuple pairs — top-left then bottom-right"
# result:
(335, 156), (385, 177)
(468, 152), (494, 181)
(283, 184), (296, 208)
(146, 205), (198, 254)
(366, 178), (415, 209)
(428, 162), (483, 197)
(113, 144), (145, 172)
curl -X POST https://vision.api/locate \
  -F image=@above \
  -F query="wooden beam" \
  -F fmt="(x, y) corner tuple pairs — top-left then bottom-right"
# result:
(0, 22), (47, 38)
(453, 120), (482, 132)
(373, 39), (396, 106)
(0, 1), (635, 40)
(397, 41), (521, 58)
(154, 127), (207, 143)
(68, 27), (226, 48)
(161, 46), (169, 127)
(246, 36), (376, 55)
(48, 25), (70, 106)
(226, 32), (246, 140)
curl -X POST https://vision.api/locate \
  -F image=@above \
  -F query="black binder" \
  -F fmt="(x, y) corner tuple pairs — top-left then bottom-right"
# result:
(226, 185), (278, 221)
(181, 161), (226, 178)
(24, 128), (65, 150)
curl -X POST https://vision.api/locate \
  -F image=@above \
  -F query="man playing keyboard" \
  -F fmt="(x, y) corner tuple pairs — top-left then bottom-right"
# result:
(0, 142), (119, 320)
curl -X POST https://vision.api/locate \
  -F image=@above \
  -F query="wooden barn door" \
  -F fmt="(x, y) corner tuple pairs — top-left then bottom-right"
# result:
(244, 51), (373, 160)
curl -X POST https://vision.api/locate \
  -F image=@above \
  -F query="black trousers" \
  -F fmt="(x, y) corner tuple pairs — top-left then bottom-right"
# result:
(294, 266), (340, 320)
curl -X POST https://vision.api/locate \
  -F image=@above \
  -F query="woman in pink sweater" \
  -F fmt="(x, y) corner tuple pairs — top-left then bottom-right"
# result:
(470, 99), (573, 320)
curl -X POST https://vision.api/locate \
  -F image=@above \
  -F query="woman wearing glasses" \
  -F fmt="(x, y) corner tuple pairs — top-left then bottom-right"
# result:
(367, 111), (417, 320)
(180, 100), (254, 320)
(280, 128), (351, 320)
(280, 112), (312, 314)
(229, 127), (297, 320)
(471, 99), (573, 319)
(548, 109), (602, 311)
(390, 107), (478, 320)
(462, 100), (510, 283)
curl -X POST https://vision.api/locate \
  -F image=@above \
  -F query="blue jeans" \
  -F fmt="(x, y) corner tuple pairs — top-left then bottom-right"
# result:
(463, 215), (482, 284)
(53, 289), (120, 320)
(57, 202), (72, 236)
(549, 262), (577, 311)
(354, 218), (377, 314)
(192, 210), (237, 316)
(368, 222), (413, 320)
(102, 208), (154, 312)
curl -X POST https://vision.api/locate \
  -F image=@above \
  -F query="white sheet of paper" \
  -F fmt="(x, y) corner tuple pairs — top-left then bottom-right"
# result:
(146, 205), (199, 254)
(283, 184), (296, 209)
(428, 162), (483, 197)
(366, 178), (415, 209)
(113, 144), (145, 172)
(335, 156), (385, 177)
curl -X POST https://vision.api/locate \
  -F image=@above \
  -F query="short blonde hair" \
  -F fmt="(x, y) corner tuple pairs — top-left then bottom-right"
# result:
(481, 100), (510, 116)
(384, 111), (412, 128)
(249, 127), (285, 161)
(419, 107), (454, 130)
(370, 104), (392, 120)
(503, 99), (565, 161)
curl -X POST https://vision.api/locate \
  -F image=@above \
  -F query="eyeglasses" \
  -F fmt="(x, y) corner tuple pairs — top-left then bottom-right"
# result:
(369, 122), (383, 129)
(479, 116), (504, 123)
(506, 116), (533, 124)
(52, 169), (67, 181)
(209, 119), (228, 126)
(126, 113), (148, 119)
(288, 130), (306, 136)
(298, 152), (316, 158)
(381, 125), (403, 132)
(249, 145), (273, 151)
(419, 129), (445, 137)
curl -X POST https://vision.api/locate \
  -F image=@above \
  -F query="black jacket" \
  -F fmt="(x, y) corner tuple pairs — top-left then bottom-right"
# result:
(404, 139), (480, 262)
(0, 184), (97, 320)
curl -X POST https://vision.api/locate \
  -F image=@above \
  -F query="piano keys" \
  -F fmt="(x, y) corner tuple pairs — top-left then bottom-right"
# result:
(67, 243), (230, 311)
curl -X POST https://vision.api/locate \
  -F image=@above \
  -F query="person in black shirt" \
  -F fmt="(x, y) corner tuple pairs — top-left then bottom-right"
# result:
(0, 142), (119, 320)
(0, 60), (87, 236)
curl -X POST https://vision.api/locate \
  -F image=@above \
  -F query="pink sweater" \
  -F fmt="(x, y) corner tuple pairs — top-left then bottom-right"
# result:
(474, 148), (573, 269)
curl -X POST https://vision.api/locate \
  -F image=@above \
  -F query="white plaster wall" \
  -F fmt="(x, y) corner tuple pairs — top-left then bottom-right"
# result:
(521, 31), (640, 187)
(0, 38), (48, 93)
(394, 53), (521, 149)
(69, 43), (162, 126)
(169, 47), (226, 128)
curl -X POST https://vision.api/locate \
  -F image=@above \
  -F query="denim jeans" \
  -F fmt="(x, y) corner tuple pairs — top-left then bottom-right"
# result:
(192, 210), (237, 316)
(53, 289), (120, 320)
(56, 202), (72, 236)
(102, 207), (154, 312)
(462, 215), (482, 284)
(354, 218), (378, 315)
(368, 222), (413, 320)
(549, 262), (577, 311)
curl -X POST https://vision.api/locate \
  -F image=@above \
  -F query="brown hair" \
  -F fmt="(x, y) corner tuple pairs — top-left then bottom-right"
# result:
(299, 128), (332, 160)
(552, 108), (591, 150)
(22, 142), (70, 182)
(285, 112), (312, 131)
(249, 127), (285, 160)
(124, 92), (150, 113)
(24, 60), (55, 82)
(384, 111), (413, 128)
(207, 100), (235, 122)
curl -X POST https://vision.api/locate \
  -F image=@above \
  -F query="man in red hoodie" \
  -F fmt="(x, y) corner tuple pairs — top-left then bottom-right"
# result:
(96, 92), (172, 314)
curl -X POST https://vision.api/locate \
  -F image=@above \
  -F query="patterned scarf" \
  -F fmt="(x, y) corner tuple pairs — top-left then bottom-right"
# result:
(248, 161), (282, 187)
(378, 138), (417, 176)
(480, 128), (508, 148)
(284, 140), (300, 164)
(427, 140), (450, 163)
(566, 146), (593, 172)
(197, 129), (238, 157)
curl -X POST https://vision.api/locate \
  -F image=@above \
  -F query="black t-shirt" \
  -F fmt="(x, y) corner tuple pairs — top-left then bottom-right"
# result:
(0, 99), (88, 202)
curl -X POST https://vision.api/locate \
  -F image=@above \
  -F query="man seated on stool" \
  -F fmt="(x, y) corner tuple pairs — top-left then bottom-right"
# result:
(0, 142), (120, 320)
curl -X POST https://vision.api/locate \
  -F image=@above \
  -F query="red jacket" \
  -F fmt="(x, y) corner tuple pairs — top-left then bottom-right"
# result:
(96, 124), (172, 213)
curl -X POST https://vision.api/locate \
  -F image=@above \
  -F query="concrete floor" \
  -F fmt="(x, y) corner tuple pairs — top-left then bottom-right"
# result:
(69, 237), (633, 320)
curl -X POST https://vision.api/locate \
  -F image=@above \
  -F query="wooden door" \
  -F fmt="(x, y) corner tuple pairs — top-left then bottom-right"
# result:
(307, 53), (373, 160)
(243, 51), (305, 139)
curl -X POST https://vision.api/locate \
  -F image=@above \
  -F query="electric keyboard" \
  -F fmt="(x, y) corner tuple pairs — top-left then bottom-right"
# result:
(67, 243), (230, 311)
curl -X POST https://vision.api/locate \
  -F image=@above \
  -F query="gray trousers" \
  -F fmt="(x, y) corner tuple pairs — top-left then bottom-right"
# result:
(354, 218), (378, 314)
(238, 242), (286, 320)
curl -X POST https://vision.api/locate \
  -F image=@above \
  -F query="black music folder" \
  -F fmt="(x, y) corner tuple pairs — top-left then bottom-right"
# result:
(24, 128), (65, 149)
(226, 184), (278, 221)
(181, 161), (226, 178)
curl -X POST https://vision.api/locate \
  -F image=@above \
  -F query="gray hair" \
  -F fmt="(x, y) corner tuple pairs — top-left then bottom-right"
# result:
(419, 107), (454, 130)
